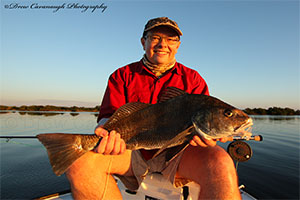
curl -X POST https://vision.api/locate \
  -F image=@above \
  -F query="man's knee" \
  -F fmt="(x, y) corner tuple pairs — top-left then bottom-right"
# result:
(178, 146), (236, 179)
(178, 146), (241, 199)
(207, 146), (235, 168)
(66, 152), (106, 183)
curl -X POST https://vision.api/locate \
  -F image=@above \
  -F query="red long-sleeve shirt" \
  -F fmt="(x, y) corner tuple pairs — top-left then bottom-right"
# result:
(97, 60), (209, 160)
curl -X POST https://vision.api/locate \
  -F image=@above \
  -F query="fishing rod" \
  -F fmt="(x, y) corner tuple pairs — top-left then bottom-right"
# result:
(227, 135), (263, 141)
(0, 136), (40, 148)
(0, 135), (263, 141)
(0, 136), (37, 139)
(1, 134), (263, 163)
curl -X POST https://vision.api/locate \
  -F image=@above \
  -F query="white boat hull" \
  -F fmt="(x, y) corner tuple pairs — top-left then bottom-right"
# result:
(37, 173), (256, 200)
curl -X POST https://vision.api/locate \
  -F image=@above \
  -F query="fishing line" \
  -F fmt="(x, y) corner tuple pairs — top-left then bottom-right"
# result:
(0, 140), (43, 148)
(102, 156), (113, 200)
(235, 161), (239, 171)
(0, 136), (40, 148)
(163, 150), (183, 189)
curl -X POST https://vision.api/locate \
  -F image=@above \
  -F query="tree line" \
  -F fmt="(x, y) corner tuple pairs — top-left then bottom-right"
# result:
(0, 105), (299, 115)
(0, 105), (100, 112)
(243, 107), (300, 115)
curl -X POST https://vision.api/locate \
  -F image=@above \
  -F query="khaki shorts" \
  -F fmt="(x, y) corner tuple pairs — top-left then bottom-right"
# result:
(116, 149), (192, 191)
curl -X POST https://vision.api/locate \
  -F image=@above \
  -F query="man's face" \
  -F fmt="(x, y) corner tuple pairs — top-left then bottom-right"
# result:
(141, 26), (181, 65)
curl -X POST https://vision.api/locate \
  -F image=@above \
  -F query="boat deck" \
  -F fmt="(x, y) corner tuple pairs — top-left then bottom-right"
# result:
(37, 173), (256, 200)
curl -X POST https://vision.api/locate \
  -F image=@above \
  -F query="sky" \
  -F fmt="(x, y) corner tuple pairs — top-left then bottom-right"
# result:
(1, 0), (299, 109)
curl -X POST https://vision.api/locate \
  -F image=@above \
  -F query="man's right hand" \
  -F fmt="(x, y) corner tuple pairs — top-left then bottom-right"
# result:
(94, 125), (126, 155)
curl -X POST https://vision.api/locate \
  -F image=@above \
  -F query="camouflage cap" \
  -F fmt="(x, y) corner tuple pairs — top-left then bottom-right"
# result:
(143, 17), (182, 36)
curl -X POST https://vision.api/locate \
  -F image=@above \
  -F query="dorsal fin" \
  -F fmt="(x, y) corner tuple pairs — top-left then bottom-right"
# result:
(158, 87), (188, 103)
(103, 102), (150, 128)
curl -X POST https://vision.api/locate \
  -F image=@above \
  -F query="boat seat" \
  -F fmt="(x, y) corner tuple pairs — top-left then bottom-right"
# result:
(119, 172), (200, 200)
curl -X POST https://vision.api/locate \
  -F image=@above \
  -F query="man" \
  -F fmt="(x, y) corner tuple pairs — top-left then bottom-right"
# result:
(66, 17), (241, 200)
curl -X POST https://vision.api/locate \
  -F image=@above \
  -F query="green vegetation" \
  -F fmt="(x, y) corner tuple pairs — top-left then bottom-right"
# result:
(243, 107), (300, 115)
(0, 105), (100, 112)
(0, 105), (299, 115)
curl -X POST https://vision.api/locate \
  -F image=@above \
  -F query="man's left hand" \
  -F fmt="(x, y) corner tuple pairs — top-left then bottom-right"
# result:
(189, 135), (229, 147)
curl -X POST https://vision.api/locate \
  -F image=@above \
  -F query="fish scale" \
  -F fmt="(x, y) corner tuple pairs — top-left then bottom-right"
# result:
(105, 97), (192, 149)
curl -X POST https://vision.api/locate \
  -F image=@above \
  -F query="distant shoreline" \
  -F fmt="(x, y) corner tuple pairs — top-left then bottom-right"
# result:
(0, 105), (99, 112)
(0, 105), (299, 115)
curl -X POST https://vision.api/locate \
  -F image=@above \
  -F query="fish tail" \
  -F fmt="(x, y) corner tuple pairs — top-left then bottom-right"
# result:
(37, 133), (95, 176)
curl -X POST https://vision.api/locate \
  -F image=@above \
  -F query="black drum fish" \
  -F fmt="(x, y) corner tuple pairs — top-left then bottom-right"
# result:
(37, 87), (253, 176)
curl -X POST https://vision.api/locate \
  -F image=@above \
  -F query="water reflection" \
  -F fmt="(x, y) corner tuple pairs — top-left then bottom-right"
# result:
(5, 111), (99, 117)
(251, 115), (299, 121)
(17, 112), (64, 116)
(28, 113), (64, 116)
(0, 111), (16, 114)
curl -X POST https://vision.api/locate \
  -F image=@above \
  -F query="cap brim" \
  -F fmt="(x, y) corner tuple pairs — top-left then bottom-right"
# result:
(144, 23), (182, 36)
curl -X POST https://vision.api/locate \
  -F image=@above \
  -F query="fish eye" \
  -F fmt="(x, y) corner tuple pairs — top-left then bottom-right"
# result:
(224, 109), (233, 117)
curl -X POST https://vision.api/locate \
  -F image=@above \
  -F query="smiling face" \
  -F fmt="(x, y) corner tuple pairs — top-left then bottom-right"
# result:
(141, 26), (181, 66)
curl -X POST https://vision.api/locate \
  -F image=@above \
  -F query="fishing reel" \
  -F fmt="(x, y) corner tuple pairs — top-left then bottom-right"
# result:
(227, 135), (263, 162)
(227, 140), (252, 162)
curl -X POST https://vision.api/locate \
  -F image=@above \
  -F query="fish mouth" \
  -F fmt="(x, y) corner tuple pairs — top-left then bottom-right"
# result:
(193, 118), (254, 140)
(233, 118), (253, 137)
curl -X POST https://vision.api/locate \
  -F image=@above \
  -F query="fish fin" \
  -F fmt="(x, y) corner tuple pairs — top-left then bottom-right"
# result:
(165, 141), (190, 162)
(158, 87), (188, 103)
(37, 133), (91, 176)
(152, 126), (195, 159)
(103, 102), (150, 129)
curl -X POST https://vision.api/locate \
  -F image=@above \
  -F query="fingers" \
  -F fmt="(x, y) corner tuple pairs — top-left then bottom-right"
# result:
(218, 137), (229, 143)
(189, 139), (198, 147)
(94, 130), (126, 155)
(110, 132), (120, 155)
(103, 130), (116, 154)
(94, 125), (108, 137)
(120, 139), (126, 154)
(110, 133), (127, 155)
(190, 135), (217, 147)
(95, 135), (108, 154)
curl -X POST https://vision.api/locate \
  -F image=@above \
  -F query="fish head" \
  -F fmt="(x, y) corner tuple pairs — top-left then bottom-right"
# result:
(192, 106), (253, 139)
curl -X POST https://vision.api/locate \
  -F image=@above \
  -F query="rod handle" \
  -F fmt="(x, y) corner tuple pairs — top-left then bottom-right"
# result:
(226, 135), (263, 141)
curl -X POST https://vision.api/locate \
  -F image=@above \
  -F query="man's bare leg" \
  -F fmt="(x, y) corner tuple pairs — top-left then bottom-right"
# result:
(66, 150), (133, 200)
(177, 145), (241, 200)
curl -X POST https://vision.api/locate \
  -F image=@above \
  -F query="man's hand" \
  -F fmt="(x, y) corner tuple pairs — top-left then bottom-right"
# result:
(189, 135), (229, 147)
(94, 125), (126, 155)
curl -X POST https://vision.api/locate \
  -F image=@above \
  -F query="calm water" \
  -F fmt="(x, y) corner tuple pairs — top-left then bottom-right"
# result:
(0, 112), (299, 199)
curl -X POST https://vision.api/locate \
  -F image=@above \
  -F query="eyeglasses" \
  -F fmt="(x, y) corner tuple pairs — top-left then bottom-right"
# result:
(146, 35), (180, 45)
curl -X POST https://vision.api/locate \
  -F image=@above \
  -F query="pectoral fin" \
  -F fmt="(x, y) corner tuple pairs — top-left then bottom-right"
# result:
(164, 141), (190, 163)
(152, 126), (195, 159)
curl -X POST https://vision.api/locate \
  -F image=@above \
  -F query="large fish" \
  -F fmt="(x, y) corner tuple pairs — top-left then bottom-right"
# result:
(37, 87), (253, 176)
